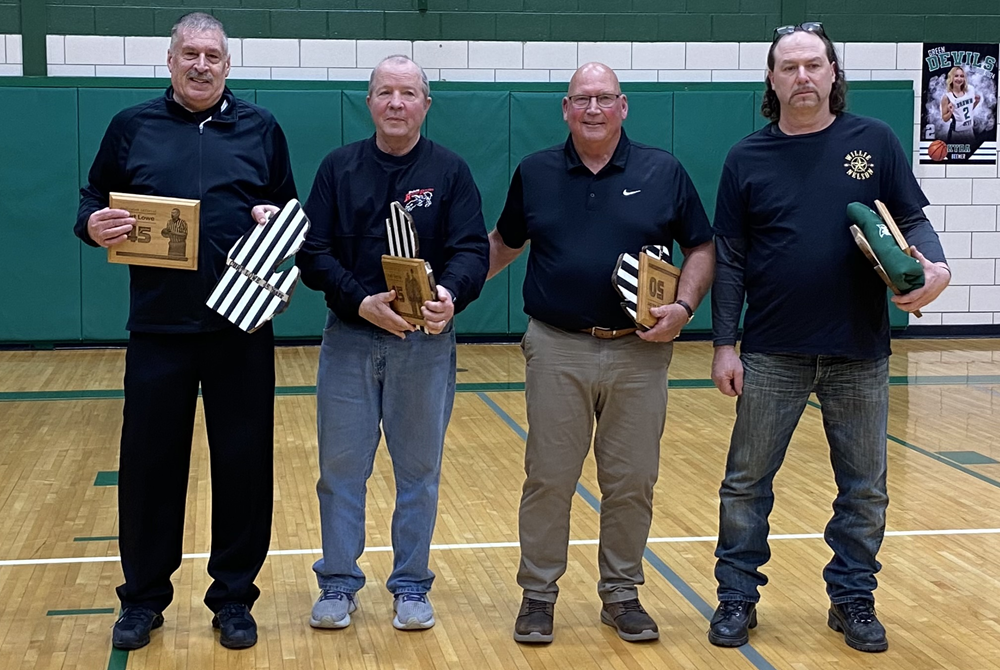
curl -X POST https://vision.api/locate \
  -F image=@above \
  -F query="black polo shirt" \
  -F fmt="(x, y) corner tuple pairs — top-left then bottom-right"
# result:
(496, 130), (712, 331)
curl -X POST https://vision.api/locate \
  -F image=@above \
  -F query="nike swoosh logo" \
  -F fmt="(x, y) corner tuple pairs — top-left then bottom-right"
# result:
(623, 189), (641, 196)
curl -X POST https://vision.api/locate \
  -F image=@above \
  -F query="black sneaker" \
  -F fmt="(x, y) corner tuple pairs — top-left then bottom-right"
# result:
(212, 603), (258, 649)
(708, 600), (757, 647)
(600, 599), (659, 642)
(112, 606), (164, 650)
(513, 597), (554, 644)
(828, 600), (888, 652)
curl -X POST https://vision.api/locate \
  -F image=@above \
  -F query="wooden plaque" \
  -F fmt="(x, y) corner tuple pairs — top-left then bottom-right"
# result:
(381, 255), (437, 326)
(107, 192), (201, 270)
(635, 253), (681, 328)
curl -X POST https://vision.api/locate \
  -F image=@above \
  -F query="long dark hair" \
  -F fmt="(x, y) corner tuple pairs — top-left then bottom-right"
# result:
(761, 30), (847, 122)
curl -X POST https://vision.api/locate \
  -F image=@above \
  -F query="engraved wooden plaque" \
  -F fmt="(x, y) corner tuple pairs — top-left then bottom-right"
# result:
(635, 253), (681, 328)
(107, 192), (201, 271)
(381, 255), (436, 327)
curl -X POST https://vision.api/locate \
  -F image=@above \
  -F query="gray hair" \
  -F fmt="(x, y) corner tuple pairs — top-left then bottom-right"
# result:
(170, 12), (228, 56)
(368, 55), (430, 99)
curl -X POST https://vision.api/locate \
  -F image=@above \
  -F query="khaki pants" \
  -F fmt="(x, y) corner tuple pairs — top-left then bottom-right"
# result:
(517, 319), (672, 604)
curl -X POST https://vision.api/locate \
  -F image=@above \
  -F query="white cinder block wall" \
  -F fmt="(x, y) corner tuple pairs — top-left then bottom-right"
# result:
(4, 36), (999, 327)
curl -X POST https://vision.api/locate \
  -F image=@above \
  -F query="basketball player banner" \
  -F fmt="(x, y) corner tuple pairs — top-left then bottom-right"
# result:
(919, 42), (998, 164)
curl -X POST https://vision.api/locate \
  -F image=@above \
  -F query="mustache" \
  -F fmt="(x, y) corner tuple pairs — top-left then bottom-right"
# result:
(186, 72), (213, 83)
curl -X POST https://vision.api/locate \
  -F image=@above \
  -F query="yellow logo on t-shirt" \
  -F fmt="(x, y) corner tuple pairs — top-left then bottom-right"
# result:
(844, 150), (875, 180)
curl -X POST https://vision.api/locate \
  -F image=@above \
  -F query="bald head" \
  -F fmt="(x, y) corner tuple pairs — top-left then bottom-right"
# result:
(562, 62), (627, 162)
(568, 62), (621, 96)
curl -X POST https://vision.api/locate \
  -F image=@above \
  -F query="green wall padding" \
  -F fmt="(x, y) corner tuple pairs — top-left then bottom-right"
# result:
(0, 81), (917, 342)
(0, 88), (82, 341)
(256, 89), (344, 338)
(424, 90), (510, 334)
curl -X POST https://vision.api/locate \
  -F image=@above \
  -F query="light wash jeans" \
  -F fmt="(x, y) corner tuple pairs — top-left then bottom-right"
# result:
(313, 311), (456, 595)
(714, 352), (890, 605)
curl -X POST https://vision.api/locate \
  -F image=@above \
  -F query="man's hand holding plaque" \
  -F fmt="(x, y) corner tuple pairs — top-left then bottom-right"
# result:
(106, 193), (201, 270)
(613, 245), (682, 330)
(380, 201), (443, 334)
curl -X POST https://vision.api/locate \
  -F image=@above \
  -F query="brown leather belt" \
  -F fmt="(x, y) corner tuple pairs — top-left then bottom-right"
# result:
(579, 327), (638, 340)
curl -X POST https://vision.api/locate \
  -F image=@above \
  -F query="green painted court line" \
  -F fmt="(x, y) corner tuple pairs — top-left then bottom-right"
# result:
(275, 386), (316, 396)
(47, 608), (115, 616)
(6, 374), (1000, 403)
(888, 374), (1000, 386)
(74, 536), (118, 542)
(94, 472), (118, 487)
(805, 400), (1000, 490)
(457, 382), (525, 392)
(108, 647), (128, 670)
(938, 450), (999, 465)
(107, 607), (128, 670)
(0, 390), (125, 402)
(668, 379), (716, 388)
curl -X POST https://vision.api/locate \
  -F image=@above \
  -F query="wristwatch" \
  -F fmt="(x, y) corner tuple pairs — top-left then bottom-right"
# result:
(674, 299), (695, 323)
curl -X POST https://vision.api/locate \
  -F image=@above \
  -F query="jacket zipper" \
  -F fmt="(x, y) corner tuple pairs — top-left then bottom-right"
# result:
(198, 115), (212, 198)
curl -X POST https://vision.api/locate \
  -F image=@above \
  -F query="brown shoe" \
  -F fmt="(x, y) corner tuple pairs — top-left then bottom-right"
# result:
(601, 599), (659, 642)
(513, 597), (554, 643)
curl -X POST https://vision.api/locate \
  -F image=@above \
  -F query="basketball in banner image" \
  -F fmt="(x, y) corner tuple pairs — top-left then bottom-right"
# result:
(928, 139), (948, 161)
(920, 42), (998, 165)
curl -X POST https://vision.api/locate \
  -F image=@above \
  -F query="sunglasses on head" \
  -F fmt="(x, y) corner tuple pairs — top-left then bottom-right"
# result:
(772, 21), (825, 41)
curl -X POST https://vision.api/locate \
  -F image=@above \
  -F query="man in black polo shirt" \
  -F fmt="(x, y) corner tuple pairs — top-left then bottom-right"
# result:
(489, 62), (715, 644)
(707, 24), (950, 653)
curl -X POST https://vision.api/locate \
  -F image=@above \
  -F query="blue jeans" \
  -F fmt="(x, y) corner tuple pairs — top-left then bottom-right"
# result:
(715, 352), (889, 604)
(313, 312), (456, 595)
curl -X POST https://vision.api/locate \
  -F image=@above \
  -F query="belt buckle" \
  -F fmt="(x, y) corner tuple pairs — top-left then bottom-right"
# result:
(592, 327), (614, 339)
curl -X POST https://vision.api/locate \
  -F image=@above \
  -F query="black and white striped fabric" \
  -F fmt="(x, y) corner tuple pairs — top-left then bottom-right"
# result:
(386, 201), (419, 258)
(613, 245), (671, 328)
(206, 199), (310, 333)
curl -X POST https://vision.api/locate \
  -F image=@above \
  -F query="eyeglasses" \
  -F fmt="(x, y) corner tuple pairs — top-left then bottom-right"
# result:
(772, 21), (825, 41)
(567, 93), (621, 109)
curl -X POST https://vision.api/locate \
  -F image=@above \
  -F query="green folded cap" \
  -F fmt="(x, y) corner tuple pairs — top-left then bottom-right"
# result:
(846, 202), (924, 292)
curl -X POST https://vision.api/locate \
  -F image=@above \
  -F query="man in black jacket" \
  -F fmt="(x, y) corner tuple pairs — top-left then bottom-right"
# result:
(296, 55), (488, 632)
(75, 12), (296, 651)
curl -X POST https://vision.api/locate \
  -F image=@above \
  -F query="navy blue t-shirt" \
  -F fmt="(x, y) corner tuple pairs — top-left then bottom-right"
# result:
(712, 113), (945, 358)
(497, 131), (713, 331)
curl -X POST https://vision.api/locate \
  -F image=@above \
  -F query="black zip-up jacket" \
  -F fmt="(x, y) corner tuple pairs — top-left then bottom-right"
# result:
(76, 86), (297, 333)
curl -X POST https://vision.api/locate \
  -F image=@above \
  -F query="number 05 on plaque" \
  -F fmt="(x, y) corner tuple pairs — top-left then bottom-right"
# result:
(636, 254), (680, 327)
(107, 192), (201, 271)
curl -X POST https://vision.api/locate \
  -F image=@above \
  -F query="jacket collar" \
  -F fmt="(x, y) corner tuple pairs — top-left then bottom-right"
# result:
(164, 86), (237, 124)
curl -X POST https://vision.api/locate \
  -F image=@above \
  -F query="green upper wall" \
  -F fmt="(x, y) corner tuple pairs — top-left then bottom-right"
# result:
(2, 1), (998, 43)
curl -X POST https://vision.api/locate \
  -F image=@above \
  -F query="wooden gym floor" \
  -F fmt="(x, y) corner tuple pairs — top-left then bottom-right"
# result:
(0, 339), (998, 669)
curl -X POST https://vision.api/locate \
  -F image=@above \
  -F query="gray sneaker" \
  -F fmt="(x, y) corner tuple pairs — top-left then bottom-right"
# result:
(392, 593), (435, 630)
(309, 589), (357, 629)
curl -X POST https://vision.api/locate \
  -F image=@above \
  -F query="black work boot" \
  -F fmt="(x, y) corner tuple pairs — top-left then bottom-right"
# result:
(828, 600), (888, 652)
(708, 600), (757, 647)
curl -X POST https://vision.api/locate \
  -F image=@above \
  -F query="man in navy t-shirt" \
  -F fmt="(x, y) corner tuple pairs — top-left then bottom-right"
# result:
(490, 63), (715, 644)
(707, 23), (951, 653)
